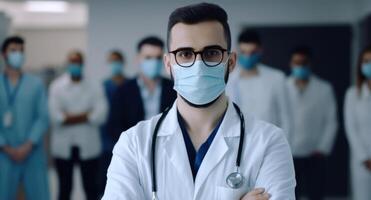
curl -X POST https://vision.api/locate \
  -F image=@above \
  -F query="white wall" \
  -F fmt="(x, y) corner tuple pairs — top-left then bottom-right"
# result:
(12, 28), (86, 71)
(87, 0), (364, 81)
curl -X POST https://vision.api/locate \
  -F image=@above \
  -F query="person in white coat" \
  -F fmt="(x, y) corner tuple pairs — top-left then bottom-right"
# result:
(226, 29), (291, 134)
(344, 45), (371, 200)
(49, 51), (108, 200)
(103, 3), (296, 200)
(286, 46), (338, 200)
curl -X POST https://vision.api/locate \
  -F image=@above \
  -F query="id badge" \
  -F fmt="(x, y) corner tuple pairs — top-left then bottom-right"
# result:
(3, 111), (13, 128)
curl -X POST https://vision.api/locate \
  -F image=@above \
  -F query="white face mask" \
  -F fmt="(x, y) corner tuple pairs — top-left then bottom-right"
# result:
(172, 59), (228, 106)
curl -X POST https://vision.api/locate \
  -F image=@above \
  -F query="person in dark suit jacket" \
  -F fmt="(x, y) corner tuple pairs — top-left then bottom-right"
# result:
(109, 36), (177, 139)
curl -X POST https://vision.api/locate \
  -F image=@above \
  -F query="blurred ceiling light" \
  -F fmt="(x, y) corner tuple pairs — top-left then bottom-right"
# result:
(25, 1), (69, 13)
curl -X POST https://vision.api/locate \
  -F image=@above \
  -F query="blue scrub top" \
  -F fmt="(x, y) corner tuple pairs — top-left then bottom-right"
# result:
(101, 78), (125, 152)
(177, 110), (225, 180)
(0, 73), (49, 147)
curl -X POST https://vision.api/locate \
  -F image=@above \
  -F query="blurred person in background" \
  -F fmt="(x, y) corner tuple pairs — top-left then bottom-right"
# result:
(49, 51), (108, 200)
(226, 29), (291, 134)
(0, 36), (49, 200)
(98, 50), (127, 196)
(344, 45), (371, 200)
(286, 46), (338, 200)
(110, 36), (176, 136)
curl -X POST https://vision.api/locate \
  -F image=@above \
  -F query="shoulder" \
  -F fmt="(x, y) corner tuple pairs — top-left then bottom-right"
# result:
(113, 114), (161, 154)
(345, 86), (357, 100)
(23, 74), (44, 87)
(49, 74), (68, 91)
(259, 64), (286, 80)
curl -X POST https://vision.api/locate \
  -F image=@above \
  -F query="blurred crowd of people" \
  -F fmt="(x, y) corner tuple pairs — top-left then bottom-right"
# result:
(0, 27), (370, 200)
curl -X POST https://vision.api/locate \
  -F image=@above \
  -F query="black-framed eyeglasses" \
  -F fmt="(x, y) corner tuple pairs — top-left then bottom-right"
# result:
(169, 46), (229, 67)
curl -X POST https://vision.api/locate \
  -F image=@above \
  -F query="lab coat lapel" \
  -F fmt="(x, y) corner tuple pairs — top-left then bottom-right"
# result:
(158, 102), (195, 195)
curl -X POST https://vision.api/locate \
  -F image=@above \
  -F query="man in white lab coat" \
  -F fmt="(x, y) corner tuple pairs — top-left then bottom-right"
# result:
(49, 51), (108, 200)
(226, 29), (291, 134)
(286, 46), (338, 200)
(103, 3), (296, 200)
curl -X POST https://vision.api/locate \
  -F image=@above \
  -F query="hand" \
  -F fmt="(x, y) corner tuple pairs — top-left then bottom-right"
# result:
(241, 188), (271, 200)
(363, 159), (371, 171)
(63, 112), (89, 125)
(13, 141), (33, 162)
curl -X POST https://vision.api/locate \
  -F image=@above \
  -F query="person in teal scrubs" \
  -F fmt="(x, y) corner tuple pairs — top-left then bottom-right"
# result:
(0, 36), (49, 199)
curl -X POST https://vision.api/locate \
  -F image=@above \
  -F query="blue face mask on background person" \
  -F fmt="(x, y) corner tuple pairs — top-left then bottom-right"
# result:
(68, 63), (82, 78)
(238, 53), (261, 70)
(110, 61), (123, 76)
(140, 58), (163, 79)
(362, 62), (371, 79)
(292, 66), (311, 80)
(172, 59), (228, 105)
(7, 51), (25, 69)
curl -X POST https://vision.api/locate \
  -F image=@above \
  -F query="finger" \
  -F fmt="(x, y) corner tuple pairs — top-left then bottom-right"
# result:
(248, 188), (265, 196)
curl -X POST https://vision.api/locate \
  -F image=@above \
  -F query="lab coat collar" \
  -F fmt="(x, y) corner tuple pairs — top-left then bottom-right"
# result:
(157, 98), (241, 197)
(157, 98), (241, 138)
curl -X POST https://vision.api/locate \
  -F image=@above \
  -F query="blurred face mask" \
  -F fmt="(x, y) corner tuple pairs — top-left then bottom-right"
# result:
(172, 59), (228, 106)
(362, 62), (371, 79)
(110, 61), (123, 76)
(140, 58), (162, 79)
(291, 66), (311, 80)
(238, 53), (261, 70)
(68, 63), (82, 78)
(7, 51), (24, 69)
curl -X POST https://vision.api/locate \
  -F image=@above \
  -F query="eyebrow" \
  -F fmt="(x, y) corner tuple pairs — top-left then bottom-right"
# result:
(171, 45), (225, 52)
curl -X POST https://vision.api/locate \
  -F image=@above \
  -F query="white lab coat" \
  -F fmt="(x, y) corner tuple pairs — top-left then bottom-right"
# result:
(49, 74), (108, 160)
(344, 84), (371, 200)
(102, 100), (296, 200)
(226, 64), (291, 134)
(286, 76), (338, 157)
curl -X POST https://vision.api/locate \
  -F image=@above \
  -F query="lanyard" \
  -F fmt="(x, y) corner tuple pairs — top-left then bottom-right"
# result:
(3, 75), (23, 108)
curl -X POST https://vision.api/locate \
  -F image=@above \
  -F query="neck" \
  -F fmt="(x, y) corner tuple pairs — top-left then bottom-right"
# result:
(112, 74), (124, 85)
(240, 66), (258, 78)
(5, 67), (21, 85)
(71, 76), (82, 83)
(140, 74), (158, 93)
(294, 78), (309, 90)
(177, 94), (228, 149)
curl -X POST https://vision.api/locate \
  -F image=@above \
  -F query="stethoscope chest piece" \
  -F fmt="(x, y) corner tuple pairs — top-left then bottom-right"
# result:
(226, 171), (244, 189)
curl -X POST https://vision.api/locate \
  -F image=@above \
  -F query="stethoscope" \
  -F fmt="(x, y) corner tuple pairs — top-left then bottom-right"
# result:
(151, 103), (246, 200)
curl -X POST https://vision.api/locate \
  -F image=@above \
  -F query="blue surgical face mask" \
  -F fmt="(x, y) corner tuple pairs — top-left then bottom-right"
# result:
(110, 61), (123, 76)
(68, 63), (82, 78)
(292, 66), (311, 80)
(172, 59), (228, 105)
(140, 59), (163, 79)
(7, 51), (24, 69)
(361, 62), (371, 79)
(238, 53), (261, 70)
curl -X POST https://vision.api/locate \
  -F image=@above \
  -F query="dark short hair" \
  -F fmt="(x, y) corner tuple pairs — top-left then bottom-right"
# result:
(137, 36), (164, 52)
(167, 2), (231, 51)
(109, 49), (124, 62)
(291, 45), (313, 58)
(68, 50), (84, 63)
(238, 29), (261, 45)
(2, 36), (24, 54)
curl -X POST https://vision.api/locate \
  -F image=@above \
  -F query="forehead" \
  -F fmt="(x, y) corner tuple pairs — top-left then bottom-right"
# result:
(169, 21), (227, 51)
(7, 43), (23, 50)
(363, 51), (371, 59)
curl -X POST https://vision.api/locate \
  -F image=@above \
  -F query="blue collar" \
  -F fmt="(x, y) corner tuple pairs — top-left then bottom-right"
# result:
(177, 110), (225, 180)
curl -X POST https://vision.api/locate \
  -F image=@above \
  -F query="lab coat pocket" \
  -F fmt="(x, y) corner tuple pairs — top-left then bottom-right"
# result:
(216, 186), (248, 200)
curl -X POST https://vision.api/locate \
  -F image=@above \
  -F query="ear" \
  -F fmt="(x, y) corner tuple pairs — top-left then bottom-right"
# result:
(164, 53), (172, 77)
(227, 51), (237, 73)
